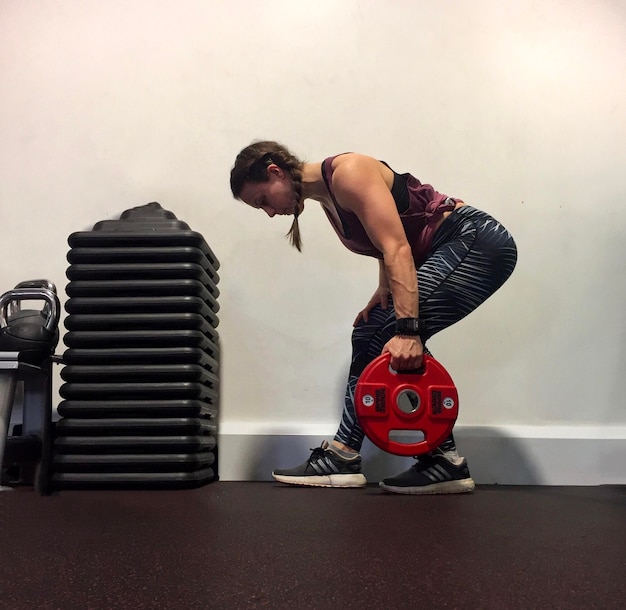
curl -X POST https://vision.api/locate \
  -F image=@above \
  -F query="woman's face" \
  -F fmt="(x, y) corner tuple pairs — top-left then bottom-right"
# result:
(239, 164), (303, 218)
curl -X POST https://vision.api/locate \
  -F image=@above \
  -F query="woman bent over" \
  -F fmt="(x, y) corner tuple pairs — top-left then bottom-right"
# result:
(230, 142), (517, 494)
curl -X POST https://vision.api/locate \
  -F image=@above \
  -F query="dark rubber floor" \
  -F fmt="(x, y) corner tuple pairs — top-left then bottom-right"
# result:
(1, 483), (624, 609)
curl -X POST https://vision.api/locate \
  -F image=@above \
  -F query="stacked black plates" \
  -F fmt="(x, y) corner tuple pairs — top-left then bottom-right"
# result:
(52, 203), (220, 489)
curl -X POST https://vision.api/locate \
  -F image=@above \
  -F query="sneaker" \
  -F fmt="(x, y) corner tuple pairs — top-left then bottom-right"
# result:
(379, 453), (475, 495)
(272, 441), (367, 488)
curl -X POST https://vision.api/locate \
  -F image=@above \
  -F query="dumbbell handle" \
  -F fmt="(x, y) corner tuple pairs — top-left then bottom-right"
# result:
(0, 288), (60, 333)
(8, 280), (56, 318)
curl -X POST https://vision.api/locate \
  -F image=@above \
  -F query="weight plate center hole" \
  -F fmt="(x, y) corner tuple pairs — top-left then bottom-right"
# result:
(396, 389), (421, 414)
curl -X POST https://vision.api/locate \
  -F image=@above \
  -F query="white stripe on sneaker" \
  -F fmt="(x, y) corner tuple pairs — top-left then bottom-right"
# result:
(434, 464), (450, 480)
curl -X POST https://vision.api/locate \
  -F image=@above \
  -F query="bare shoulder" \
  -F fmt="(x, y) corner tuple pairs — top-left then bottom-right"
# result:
(330, 154), (395, 212)
(332, 153), (392, 189)
(331, 153), (380, 175)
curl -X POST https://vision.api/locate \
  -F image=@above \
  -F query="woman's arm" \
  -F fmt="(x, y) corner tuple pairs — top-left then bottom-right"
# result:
(332, 154), (423, 370)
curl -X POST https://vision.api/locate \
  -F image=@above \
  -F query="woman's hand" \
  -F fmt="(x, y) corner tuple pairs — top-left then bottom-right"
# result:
(353, 286), (391, 326)
(382, 335), (423, 371)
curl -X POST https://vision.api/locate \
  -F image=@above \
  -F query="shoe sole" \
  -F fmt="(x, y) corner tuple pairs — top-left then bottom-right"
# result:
(378, 478), (475, 495)
(272, 473), (367, 488)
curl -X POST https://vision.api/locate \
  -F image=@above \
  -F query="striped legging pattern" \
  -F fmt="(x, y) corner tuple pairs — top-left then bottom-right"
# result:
(334, 205), (518, 451)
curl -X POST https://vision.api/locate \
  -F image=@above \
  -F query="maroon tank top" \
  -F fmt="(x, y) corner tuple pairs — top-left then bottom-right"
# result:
(320, 155), (457, 266)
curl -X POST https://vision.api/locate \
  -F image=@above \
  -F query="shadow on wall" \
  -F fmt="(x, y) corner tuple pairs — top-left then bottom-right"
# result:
(230, 427), (542, 485)
(456, 427), (543, 485)
(359, 426), (542, 485)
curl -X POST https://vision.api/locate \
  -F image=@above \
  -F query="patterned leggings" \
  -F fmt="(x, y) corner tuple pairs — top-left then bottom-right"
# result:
(334, 205), (518, 451)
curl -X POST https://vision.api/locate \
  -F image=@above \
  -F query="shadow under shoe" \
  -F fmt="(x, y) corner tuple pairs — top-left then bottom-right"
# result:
(379, 453), (475, 495)
(272, 440), (367, 488)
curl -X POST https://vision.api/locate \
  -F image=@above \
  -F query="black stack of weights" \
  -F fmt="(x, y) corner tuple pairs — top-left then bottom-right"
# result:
(52, 203), (220, 489)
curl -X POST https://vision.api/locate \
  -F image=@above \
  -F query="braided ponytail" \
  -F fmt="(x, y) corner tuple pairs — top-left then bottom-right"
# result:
(286, 209), (302, 252)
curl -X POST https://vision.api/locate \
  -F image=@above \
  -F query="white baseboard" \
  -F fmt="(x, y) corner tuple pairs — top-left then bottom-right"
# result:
(217, 424), (626, 486)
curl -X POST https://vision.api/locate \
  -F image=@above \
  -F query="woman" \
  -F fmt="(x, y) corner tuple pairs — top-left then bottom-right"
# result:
(230, 141), (517, 494)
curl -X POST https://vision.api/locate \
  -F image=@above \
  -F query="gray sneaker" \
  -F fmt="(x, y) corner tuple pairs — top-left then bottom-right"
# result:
(272, 441), (367, 488)
(379, 453), (475, 495)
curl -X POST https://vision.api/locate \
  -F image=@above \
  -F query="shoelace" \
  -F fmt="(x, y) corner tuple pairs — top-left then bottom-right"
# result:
(307, 446), (328, 463)
(412, 453), (436, 470)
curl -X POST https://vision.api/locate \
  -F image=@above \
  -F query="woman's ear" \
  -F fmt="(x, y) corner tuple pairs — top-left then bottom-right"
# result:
(267, 163), (285, 179)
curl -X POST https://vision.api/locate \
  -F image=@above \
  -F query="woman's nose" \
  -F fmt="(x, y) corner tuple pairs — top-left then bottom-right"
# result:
(262, 206), (276, 218)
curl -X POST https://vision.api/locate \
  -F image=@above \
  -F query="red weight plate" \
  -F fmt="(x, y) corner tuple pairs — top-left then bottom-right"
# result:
(355, 353), (458, 456)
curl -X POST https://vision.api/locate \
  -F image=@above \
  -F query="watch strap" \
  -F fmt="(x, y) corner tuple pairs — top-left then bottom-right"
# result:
(395, 317), (423, 336)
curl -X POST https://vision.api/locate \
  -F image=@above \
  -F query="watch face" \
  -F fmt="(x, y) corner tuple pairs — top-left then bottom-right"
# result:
(397, 318), (420, 333)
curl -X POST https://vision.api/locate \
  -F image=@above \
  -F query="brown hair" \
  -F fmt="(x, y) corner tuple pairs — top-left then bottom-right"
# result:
(230, 141), (304, 251)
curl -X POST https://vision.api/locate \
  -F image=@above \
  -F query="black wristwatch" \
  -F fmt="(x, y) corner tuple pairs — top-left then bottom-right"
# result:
(395, 317), (423, 336)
